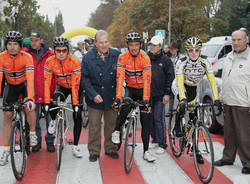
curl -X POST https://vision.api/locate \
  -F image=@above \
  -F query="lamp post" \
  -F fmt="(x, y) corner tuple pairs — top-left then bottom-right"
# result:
(168, 0), (171, 46)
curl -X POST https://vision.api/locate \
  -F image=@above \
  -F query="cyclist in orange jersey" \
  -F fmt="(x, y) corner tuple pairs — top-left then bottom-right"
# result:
(112, 32), (155, 162)
(0, 31), (37, 166)
(44, 37), (83, 158)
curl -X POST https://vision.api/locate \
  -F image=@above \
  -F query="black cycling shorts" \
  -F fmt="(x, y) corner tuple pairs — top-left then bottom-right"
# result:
(2, 82), (27, 108)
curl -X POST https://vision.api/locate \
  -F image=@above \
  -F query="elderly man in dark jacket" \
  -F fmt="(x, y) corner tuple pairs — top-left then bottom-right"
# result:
(81, 30), (121, 162)
(148, 35), (175, 154)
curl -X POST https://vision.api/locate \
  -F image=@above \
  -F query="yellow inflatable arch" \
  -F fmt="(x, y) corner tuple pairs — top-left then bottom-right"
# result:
(61, 27), (97, 39)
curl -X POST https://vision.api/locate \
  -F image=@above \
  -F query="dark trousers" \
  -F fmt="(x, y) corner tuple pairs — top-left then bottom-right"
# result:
(222, 105), (250, 167)
(114, 87), (151, 152)
(150, 99), (167, 149)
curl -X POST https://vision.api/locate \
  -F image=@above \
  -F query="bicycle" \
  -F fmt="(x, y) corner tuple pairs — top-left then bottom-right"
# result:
(49, 95), (73, 170)
(115, 97), (146, 174)
(167, 102), (215, 183)
(80, 91), (88, 129)
(0, 100), (31, 181)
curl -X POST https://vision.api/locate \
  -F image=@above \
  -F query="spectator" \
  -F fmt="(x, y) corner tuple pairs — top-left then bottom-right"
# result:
(167, 42), (182, 67)
(147, 35), (174, 154)
(214, 30), (250, 175)
(163, 44), (170, 54)
(23, 31), (56, 152)
(84, 37), (95, 52)
(74, 39), (85, 61)
(81, 30), (121, 162)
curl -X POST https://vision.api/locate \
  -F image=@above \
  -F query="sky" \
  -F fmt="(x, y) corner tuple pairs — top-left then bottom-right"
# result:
(36, 0), (101, 45)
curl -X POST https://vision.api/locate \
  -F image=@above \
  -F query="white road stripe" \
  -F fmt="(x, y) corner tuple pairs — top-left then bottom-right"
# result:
(56, 144), (103, 184)
(0, 147), (16, 184)
(213, 142), (250, 184)
(134, 144), (193, 184)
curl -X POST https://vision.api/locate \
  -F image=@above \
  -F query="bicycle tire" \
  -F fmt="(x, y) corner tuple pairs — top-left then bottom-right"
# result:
(168, 110), (184, 157)
(81, 96), (89, 129)
(56, 118), (64, 170)
(193, 123), (214, 183)
(24, 120), (30, 156)
(10, 120), (26, 181)
(124, 117), (136, 173)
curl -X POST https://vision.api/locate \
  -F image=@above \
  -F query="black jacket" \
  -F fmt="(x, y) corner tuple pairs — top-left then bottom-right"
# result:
(148, 49), (175, 101)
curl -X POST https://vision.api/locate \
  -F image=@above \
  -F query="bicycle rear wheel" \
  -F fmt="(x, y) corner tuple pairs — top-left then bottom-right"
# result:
(10, 120), (26, 181)
(124, 117), (136, 173)
(168, 110), (184, 157)
(81, 97), (88, 129)
(193, 123), (214, 183)
(56, 119), (64, 170)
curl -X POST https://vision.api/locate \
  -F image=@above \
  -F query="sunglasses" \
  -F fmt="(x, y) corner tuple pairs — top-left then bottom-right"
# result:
(55, 49), (68, 54)
(187, 48), (200, 53)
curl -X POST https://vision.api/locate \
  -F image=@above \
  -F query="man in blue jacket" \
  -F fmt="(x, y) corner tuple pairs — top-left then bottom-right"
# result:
(81, 30), (121, 162)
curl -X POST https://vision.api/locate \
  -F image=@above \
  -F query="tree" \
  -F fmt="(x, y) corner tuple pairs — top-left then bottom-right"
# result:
(107, 0), (138, 48)
(2, 0), (61, 47)
(54, 11), (65, 36)
(3, 0), (39, 36)
(87, 0), (120, 30)
(215, 0), (249, 35)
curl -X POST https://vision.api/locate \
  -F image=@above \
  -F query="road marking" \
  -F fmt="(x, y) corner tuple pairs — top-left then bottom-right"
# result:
(134, 144), (193, 184)
(0, 129), (249, 184)
(213, 142), (250, 184)
(56, 144), (102, 184)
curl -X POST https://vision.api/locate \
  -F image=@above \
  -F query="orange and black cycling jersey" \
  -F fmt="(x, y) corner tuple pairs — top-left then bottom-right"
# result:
(44, 55), (81, 105)
(0, 50), (34, 101)
(116, 50), (151, 101)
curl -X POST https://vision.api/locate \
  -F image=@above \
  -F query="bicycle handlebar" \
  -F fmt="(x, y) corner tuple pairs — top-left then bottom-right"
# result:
(186, 102), (222, 116)
(49, 100), (74, 112)
(0, 100), (27, 111)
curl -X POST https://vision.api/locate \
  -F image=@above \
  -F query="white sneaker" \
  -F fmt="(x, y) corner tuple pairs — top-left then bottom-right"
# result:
(48, 120), (56, 134)
(112, 131), (120, 144)
(72, 145), (82, 158)
(0, 151), (9, 166)
(149, 143), (158, 149)
(143, 151), (156, 162)
(30, 134), (38, 147)
(156, 147), (165, 155)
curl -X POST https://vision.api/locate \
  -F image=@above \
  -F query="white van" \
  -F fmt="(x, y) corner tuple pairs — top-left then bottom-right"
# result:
(201, 36), (232, 77)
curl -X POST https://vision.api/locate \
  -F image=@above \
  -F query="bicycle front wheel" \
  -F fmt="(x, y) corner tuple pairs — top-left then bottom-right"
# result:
(193, 123), (214, 183)
(10, 120), (26, 181)
(124, 117), (136, 173)
(56, 119), (64, 170)
(168, 110), (184, 157)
